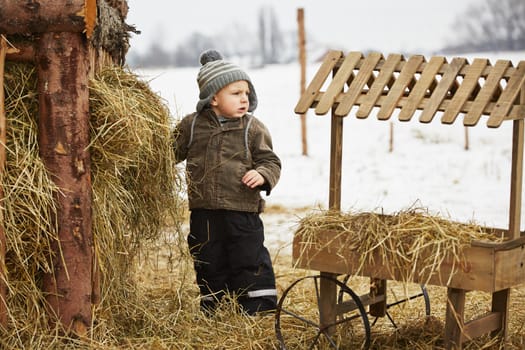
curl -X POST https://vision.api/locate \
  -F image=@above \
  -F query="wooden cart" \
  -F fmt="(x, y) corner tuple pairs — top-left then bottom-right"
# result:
(275, 51), (525, 349)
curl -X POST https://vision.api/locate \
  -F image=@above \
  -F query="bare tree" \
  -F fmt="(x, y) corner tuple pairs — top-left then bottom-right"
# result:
(173, 32), (215, 67)
(258, 5), (284, 65)
(444, 0), (525, 53)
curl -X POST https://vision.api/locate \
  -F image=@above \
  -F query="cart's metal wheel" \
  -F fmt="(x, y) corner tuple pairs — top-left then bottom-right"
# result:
(275, 275), (371, 349)
(338, 276), (431, 329)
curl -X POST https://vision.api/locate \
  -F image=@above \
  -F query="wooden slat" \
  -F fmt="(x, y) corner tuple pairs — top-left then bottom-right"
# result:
(356, 53), (402, 118)
(442, 58), (489, 125)
(398, 56), (445, 121)
(464, 60), (511, 126)
(336, 293), (385, 315)
(419, 57), (467, 123)
(487, 61), (525, 128)
(377, 55), (425, 120)
(332, 90), (525, 120)
(315, 51), (362, 115)
(334, 52), (382, 117)
(462, 312), (502, 343)
(294, 50), (343, 114)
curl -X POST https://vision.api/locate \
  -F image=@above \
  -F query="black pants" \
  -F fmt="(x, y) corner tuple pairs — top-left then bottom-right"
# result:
(188, 209), (277, 315)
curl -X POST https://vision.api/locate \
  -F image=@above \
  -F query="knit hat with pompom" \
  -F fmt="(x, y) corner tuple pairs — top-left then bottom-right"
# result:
(196, 49), (257, 113)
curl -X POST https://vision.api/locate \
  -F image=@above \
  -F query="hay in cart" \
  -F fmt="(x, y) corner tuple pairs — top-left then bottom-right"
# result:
(294, 208), (506, 287)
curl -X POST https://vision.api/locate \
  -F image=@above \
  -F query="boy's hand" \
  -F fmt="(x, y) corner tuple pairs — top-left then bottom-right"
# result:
(242, 170), (265, 188)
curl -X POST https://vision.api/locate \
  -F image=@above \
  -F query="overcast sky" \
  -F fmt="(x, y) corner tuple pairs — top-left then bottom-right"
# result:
(126, 0), (477, 56)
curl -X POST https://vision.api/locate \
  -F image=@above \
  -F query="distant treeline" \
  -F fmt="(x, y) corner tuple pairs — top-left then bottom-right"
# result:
(128, 0), (525, 68)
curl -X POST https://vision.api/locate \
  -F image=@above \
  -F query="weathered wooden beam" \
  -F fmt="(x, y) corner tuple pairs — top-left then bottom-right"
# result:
(0, 0), (97, 37)
(36, 31), (93, 336)
(5, 40), (33, 62)
(0, 35), (8, 330)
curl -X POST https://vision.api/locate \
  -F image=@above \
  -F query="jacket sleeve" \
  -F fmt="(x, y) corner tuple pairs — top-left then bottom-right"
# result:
(249, 118), (281, 195)
(172, 114), (193, 163)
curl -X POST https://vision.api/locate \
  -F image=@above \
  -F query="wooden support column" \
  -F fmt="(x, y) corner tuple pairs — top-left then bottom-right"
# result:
(0, 35), (8, 329)
(508, 90), (525, 239)
(444, 288), (466, 349)
(320, 103), (344, 333)
(36, 31), (93, 336)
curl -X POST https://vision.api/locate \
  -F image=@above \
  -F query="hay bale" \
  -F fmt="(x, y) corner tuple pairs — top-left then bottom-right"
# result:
(1, 62), (184, 348)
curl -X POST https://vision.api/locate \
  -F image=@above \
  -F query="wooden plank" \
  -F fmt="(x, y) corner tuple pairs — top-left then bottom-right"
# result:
(315, 51), (362, 115)
(488, 61), (525, 128)
(462, 312), (502, 343)
(377, 55), (425, 120)
(294, 50), (343, 114)
(398, 56), (445, 121)
(334, 52), (383, 117)
(336, 292), (385, 315)
(491, 289), (510, 340)
(330, 90), (525, 122)
(442, 58), (489, 125)
(356, 53), (403, 118)
(419, 57), (467, 123)
(494, 244), (525, 290)
(464, 60), (511, 126)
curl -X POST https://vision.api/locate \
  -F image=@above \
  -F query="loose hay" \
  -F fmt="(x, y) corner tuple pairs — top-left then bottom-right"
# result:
(0, 62), (185, 348)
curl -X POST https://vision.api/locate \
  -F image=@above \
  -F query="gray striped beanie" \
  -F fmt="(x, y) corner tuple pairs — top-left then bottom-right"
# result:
(196, 49), (257, 113)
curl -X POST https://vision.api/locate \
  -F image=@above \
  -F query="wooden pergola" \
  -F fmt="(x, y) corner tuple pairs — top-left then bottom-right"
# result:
(0, 0), (133, 335)
(292, 50), (525, 349)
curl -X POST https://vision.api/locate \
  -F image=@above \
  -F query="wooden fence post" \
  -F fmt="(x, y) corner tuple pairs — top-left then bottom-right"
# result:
(36, 31), (93, 336)
(297, 8), (308, 156)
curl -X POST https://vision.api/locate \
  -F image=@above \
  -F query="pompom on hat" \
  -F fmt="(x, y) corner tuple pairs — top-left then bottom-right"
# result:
(196, 49), (257, 113)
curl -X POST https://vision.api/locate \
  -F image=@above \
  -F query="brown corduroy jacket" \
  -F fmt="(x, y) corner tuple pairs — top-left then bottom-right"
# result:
(174, 109), (281, 213)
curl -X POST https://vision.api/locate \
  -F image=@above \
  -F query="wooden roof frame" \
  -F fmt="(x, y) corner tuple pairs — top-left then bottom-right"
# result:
(295, 50), (525, 240)
(296, 50), (525, 128)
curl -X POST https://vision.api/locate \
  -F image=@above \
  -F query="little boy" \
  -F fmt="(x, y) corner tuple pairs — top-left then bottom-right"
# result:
(173, 49), (281, 315)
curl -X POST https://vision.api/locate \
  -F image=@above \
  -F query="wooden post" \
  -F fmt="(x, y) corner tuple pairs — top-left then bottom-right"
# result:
(36, 31), (93, 336)
(0, 35), (8, 329)
(319, 90), (344, 334)
(507, 89), (525, 239)
(297, 8), (308, 156)
(444, 288), (466, 349)
(487, 84), (525, 347)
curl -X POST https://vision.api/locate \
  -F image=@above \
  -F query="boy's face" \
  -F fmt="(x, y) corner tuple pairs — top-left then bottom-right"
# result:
(210, 80), (250, 118)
